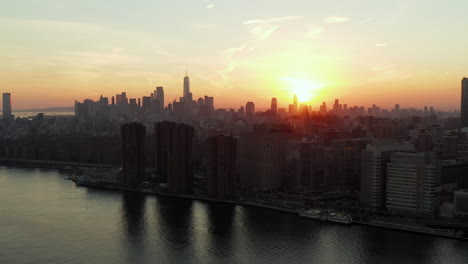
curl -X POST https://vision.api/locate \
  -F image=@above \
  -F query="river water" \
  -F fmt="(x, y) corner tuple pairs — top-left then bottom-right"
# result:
(0, 167), (467, 264)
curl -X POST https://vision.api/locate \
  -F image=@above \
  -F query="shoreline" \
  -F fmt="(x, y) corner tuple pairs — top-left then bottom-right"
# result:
(0, 162), (465, 241)
(75, 181), (467, 241)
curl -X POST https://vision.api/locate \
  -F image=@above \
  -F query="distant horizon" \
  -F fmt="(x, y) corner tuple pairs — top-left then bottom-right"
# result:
(2, 1), (468, 110)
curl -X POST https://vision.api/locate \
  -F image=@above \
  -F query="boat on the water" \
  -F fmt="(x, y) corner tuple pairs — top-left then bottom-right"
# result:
(300, 209), (322, 220)
(328, 212), (353, 225)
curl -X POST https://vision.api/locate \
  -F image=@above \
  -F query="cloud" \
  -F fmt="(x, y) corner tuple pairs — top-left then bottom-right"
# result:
(306, 26), (325, 38)
(208, 45), (247, 88)
(190, 23), (217, 29)
(324, 16), (349, 24)
(375, 42), (392, 47)
(369, 65), (412, 81)
(250, 25), (279, 40)
(243, 16), (302, 25)
(242, 16), (300, 41)
(206, 4), (214, 8)
(359, 17), (374, 24)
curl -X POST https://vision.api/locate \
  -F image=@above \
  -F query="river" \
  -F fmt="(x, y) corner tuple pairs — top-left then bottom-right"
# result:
(0, 167), (466, 264)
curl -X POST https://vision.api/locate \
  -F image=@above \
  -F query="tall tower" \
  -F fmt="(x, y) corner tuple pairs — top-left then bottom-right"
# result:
(293, 95), (298, 112)
(2, 93), (12, 120)
(156, 86), (165, 111)
(246, 102), (255, 118)
(183, 70), (190, 98)
(154, 121), (194, 194)
(121, 122), (146, 188)
(461, 78), (468, 127)
(271, 98), (278, 114)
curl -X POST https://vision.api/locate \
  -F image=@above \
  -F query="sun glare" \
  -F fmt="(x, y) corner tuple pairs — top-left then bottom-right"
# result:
(279, 77), (324, 103)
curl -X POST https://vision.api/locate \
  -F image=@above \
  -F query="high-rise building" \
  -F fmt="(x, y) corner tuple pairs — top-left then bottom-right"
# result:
(454, 190), (468, 217)
(204, 96), (214, 111)
(154, 121), (194, 194)
(2, 93), (12, 120)
(271, 98), (278, 113)
(239, 124), (298, 190)
(360, 141), (415, 209)
(320, 102), (327, 114)
(121, 122), (146, 188)
(461, 78), (468, 127)
(293, 95), (298, 110)
(386, 152), (437, 216)
(183, 72), (191, 100)
(284, 139), (324, 191)
(156, 86), (164, 111)
(326, 139), (368, 191)
(206, 135), (237, 199)
(245, 102), (255, 118)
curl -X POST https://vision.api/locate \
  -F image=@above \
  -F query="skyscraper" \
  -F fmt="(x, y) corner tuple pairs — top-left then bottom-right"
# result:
(121, 122), (146, 188)
(156, 86), (164, 111)
(206, 135), (237, 199)
(154, 121), (194, 194)
(293, 95), (298, 111)
(2, 93), (12, 120)
(386, 152), (437, 216)
(245, 102), (255, 118)
(183, 71), (190, 99)
(271, 98), (277, 113)
(360, 141), (415, 209)
(461, 78), (468, 127)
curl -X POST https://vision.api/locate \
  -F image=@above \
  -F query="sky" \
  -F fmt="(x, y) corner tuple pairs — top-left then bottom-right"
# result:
(1, 0), (467, 110)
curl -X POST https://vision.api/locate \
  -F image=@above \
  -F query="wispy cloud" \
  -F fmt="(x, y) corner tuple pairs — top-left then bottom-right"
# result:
(242, 16), (300, 41)
(189, 23), (217, 29)
(359, 17), (374, 24)
(206, 4), (214, 9)
(375, 42), (392, 47)
(243, 16), (302, 25)
(250, 25), (279, 40)
(369, 65), (412, 81)
(211, 46), (247, 88)
(306, 26), (325, 38)
(324, 16), (349, 24)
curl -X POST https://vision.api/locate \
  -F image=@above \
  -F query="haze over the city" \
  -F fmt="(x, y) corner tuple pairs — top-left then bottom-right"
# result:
(1, 0), (467, 109)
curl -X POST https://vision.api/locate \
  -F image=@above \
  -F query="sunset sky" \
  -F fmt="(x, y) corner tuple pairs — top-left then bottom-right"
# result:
(1, 0), (467, 110)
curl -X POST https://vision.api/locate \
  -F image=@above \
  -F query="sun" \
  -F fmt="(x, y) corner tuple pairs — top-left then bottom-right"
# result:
(279, 77), (324, 103)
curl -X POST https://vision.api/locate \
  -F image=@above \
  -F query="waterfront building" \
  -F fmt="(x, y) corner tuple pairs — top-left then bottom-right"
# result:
(454, 189), (468, 217)
(386, 152), (437, 216)
(284, 139), (324, 190)
(121, 122), (146, 188)
(326, 138), (368, 191)
(206, 135), (237, 199)
(154, 121), (194, 194)
(360, 141), (415, 209)
(238, 124), (298, 190)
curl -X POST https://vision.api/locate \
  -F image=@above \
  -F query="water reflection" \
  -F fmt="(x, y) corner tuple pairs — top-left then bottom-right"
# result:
(120, 192), (147, 263)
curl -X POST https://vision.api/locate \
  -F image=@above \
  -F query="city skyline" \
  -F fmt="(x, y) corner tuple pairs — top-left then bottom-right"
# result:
(2, 0), (468, 110)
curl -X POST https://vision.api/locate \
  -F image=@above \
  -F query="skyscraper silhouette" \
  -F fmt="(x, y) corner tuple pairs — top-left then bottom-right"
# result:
(156, 86), (165, 111)
(461, 78), (468, 127)
(271, 98), (278, 114)
(183, 71), (190, 98)
(206, 135), (237, 199)
(2, 93), (12, 120)
(121, 122), (146, 188)
(154, 121), (194, 194)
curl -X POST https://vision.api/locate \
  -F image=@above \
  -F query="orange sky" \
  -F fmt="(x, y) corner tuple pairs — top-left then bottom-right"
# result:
(1, 0), (467, 111)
